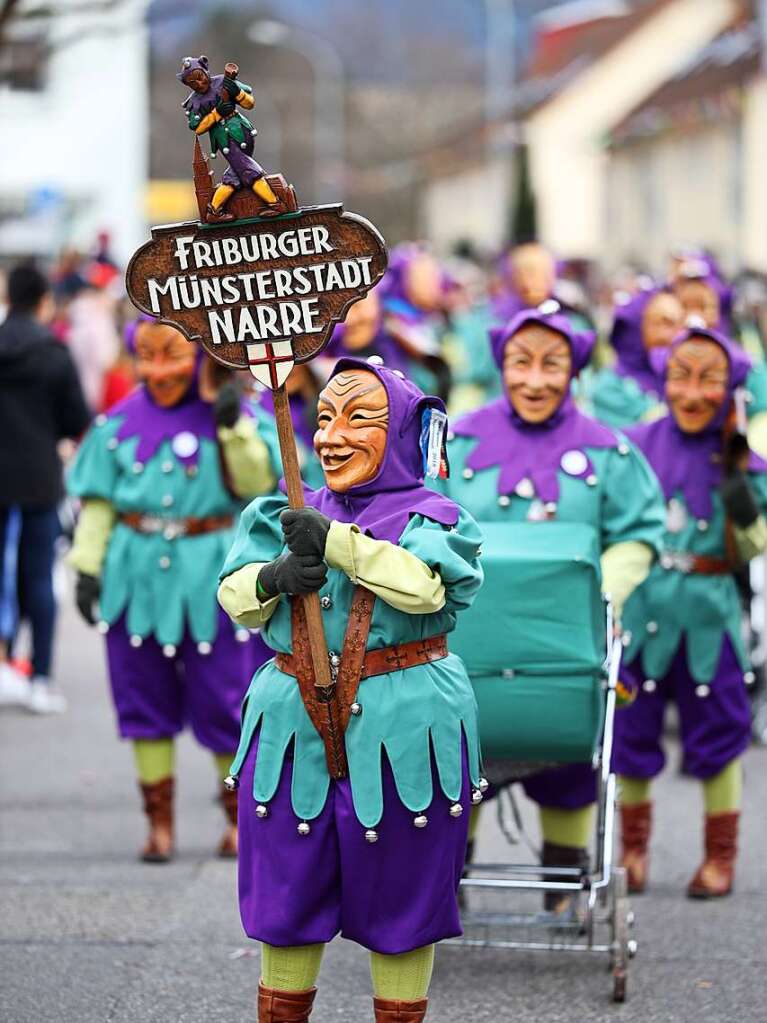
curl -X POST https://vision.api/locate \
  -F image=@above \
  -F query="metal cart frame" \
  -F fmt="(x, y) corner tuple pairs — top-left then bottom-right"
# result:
(446, 604), (637, 1003)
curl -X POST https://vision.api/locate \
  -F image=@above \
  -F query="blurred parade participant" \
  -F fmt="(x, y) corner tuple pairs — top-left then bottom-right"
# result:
(179, 56), (289, 223)
(257, 363), (325, 489)
(67, 316), (279, 861)
(493, 243), (594, 333)
(435, 302), (663, 914)
(380, 243), (452, 400)
(589, 288), (684, 428)
(0, 264), (91, 712)
(331, 287), (406, 375)
(615, 325), (767, 898)
(66, 282), (121, 411)
(672, 258), (734, 335)
(218, 358), (482, 1022)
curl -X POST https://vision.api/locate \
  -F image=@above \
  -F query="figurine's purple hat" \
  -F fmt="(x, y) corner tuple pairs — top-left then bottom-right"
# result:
(628, 322), (766, 520)
(177, 55), (210, 83)
(609, 286), (666, 395)
(453, 301), (618, 504)
(301, 357), (459, 543)
(488, 300), (596, 375)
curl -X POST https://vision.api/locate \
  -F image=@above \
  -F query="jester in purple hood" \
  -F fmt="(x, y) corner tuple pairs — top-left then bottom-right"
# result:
(614, 325), (767, 901)
(178, 55), (289, 223)
(67, 315), (280, 864)
(218, 357), (484, 1019)
(435, 300), (665, 916)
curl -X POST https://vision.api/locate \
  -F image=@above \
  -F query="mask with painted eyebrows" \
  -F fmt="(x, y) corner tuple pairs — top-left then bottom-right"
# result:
(503, 323), (572, 424)
(314, 368), (389, 492)
(666, 338), (729, 434)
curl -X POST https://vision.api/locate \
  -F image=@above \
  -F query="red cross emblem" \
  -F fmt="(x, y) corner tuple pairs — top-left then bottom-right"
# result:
(246, 340), (295, 389)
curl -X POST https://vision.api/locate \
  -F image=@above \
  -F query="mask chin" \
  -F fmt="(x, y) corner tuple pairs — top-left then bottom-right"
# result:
(146, 374), (194, 408)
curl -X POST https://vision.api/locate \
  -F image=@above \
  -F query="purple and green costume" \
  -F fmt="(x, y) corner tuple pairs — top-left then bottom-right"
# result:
(614, 328), (767, 781)
(435, 305), (665, 808)
(179, 58), (265, 190)
(222, 361), (484, 953)
(68, 378), (281, 753)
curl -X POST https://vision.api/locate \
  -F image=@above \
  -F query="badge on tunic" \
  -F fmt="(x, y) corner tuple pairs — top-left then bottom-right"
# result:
(665, 498), (688, 534)
(560, 450), (588, 476)
(172, 431), (199, 458)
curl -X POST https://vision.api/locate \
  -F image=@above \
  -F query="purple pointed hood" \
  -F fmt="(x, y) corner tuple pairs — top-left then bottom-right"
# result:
(178, 55), (225, 116)
(674, 256), (734, 333)
(628, 324), (767, 520)
(610, 287), (666, 395)
(301, 357), (460, 543)
(454, 301), (618, 503)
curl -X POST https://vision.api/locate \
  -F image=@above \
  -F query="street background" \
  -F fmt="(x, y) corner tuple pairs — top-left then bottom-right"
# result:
(1, 595), (766, 1023)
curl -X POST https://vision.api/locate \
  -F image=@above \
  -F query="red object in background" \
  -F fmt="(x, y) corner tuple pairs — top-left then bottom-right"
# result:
(10, 657), (32, 678)
(101, 366), (136, 411)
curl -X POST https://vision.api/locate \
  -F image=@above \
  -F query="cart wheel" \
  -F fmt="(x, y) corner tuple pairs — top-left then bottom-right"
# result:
(611, 867), (629, 1003)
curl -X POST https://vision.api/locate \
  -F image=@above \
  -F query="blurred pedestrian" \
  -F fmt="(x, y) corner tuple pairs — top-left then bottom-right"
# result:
(0, 263), (91, 712)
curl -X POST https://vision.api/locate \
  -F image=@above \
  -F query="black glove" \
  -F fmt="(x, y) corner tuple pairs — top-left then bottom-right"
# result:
(216, 87), (236, 118)
(214, 382), (241, 428)
(75, 572), (101, 626)
(258, 553), (327, 597)
(280, 508), (331, 559)
(222, 76), (240, 100)
(721, 471), (760, 529)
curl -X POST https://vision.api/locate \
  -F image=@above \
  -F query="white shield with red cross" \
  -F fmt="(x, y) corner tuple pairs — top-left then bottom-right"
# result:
(246, 340), (295, 390)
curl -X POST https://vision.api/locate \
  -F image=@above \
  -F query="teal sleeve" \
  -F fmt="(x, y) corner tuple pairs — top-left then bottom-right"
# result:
(398, 509), (484, 613)
(747, 469), (767, 514)
(219, 494), (287, 581)
(600, 439), (665, 553)
(67, 417), (122, 501)
(746, 364), (767, 417)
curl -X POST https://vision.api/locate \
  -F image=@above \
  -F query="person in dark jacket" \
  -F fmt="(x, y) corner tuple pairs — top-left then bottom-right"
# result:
(0, 263), (91, 713)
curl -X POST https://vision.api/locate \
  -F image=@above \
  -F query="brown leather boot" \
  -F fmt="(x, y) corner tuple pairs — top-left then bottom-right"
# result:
(257, 983), (316, 1021)
(373, 996), (429, 1022)
(258, 200), (291, 218)
(218, 782), (238, 858)
(687, 811), (739, 899)
(541, 841), (588, 915)
(139, 777), (174, 863)
(620, 801), (652, 894)
(205, 202), (235, 224)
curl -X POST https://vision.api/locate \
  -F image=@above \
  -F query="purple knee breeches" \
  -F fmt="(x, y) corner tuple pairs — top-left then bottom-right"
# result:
(105, 611), (270, 753)
(237, 734), (471, 955)
(612, 637), (751, 781)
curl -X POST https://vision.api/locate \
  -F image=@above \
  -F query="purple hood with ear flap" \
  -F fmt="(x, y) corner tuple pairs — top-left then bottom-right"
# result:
(177, 54), (210, 83)
(489, 301), (596, 375)
(675, 257), (734, 333)
(610, 286), (667, 394)
(379, 243), (451, 308)
(628, 323), (767, 520)
(301, 356), (460, 543)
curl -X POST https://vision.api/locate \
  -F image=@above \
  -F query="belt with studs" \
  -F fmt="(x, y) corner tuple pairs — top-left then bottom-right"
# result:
(659, 550), (731, 575)
(119, 512), (233, 539)
(276, 633), (448, 684)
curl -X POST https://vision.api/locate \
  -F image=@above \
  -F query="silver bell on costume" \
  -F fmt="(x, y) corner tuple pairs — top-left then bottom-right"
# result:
(255, 804), (269, 819)
(413, 814), (428, 829)
(223, 775), (239, 792)
(297, 822), (311, 836)
(365, 829), (379, 843)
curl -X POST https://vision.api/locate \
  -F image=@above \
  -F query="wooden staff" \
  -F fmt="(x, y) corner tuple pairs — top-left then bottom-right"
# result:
(270, 383), (334, 690)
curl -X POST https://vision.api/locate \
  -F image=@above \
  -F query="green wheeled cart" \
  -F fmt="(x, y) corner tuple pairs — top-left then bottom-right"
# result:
(446, 522), (636, 1003)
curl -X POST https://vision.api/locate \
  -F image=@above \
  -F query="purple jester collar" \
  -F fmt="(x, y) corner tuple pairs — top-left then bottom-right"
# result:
(301, 357), (460, 543)
(455, 304), (617, 502)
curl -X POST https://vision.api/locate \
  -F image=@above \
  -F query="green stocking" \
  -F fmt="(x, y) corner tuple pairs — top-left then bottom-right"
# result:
(260, 943), (325, 991)
(618, 776), (652, 807)
(369, 945), (435, 1001)
(133, 738), (174, 784)
(704, 758), (742, 814)
(539, 804), (594, 848)
(213, 752), (235, 782)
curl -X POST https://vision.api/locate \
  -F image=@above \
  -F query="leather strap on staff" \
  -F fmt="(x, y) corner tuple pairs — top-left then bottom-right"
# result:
(287, 585), (377, 779)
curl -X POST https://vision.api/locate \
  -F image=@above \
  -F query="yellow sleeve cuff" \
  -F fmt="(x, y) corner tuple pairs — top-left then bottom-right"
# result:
(218, 415), (276, 498)
(733, 516), (767, 562)
(325, 521), (359, 578)
(600, 540), (654, 619)
(217, 563), (280, 628)
(68, 499), (117, 577)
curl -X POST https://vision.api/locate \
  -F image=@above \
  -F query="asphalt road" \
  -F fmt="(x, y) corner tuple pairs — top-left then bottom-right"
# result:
(2, 593), (766, 1023)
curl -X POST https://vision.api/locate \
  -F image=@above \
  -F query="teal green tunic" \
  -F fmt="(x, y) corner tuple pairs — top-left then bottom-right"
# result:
(622, 474), (767, 684)
(224, 498), (484, 828)
(589, 368), (664, 429)
(67, 407), (280, 647)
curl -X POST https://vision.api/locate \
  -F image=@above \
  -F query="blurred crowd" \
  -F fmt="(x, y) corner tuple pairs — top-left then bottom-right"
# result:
(2, 232), (767, 724)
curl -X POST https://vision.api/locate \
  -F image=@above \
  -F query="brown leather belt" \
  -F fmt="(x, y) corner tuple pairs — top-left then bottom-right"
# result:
(119, 512), (234, 539)
(659, 551), (732, 575)
(276, 633), (448, 684)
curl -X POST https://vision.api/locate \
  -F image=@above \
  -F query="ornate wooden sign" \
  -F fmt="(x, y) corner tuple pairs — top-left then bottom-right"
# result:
(126, 205), (386, 388)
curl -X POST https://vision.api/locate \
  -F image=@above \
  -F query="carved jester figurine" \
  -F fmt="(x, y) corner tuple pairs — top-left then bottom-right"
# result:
(178, 56), (292, 223)
(218, 357), (484, 1022)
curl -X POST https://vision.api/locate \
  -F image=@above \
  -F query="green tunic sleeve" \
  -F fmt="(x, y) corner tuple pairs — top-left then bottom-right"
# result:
(67, 415), (122, 502)
(599, 441), (665, 553)
(219, 494), (287, 582)
(398, 509), (484, 613)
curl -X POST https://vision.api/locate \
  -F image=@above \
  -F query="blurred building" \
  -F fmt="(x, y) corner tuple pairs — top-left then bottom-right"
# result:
(605, 8), (767, 273)
(418, 0), (745, 265)
(0, 0), (149, 265)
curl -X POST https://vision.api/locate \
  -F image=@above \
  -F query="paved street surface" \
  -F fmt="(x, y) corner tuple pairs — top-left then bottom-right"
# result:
(2, 593), (766, 1023)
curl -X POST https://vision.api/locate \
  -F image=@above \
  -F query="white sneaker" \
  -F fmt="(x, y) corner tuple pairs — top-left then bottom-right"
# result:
(0, 662), (31, 707)
(27, 677), (68, 714)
